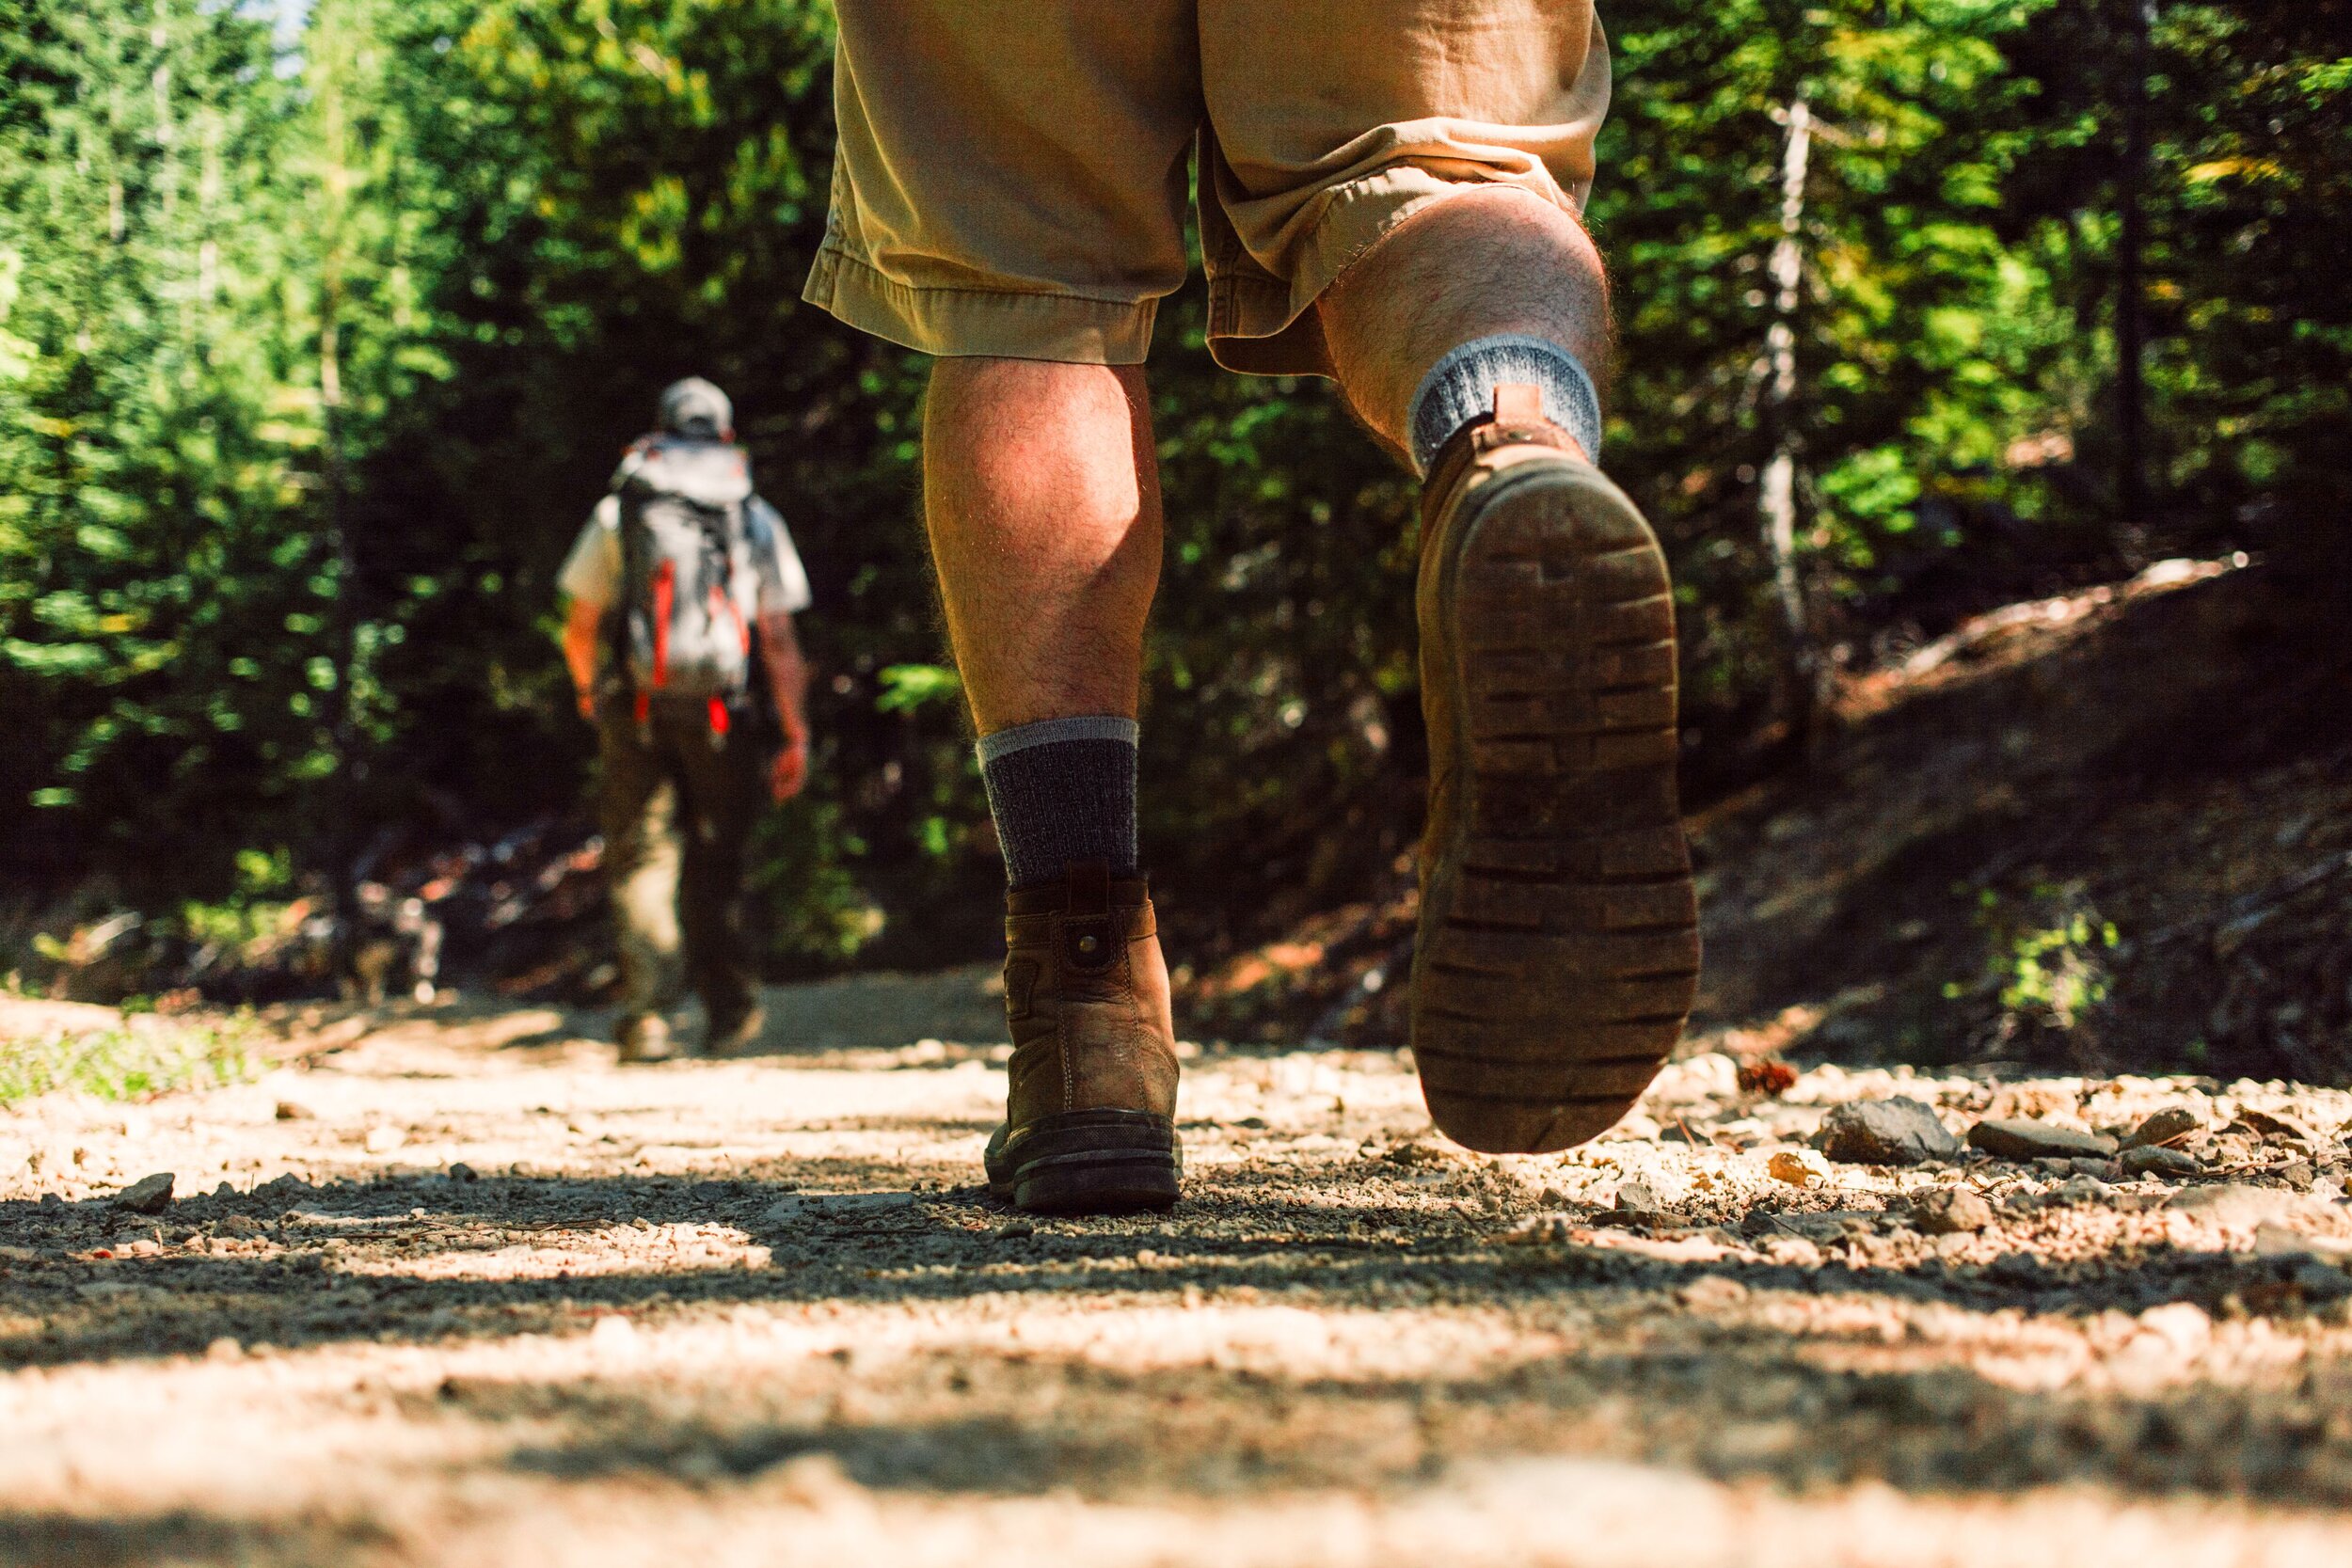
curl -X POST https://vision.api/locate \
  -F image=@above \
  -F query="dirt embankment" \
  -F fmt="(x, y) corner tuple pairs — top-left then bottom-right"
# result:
(1193, 558), (2352, 1082)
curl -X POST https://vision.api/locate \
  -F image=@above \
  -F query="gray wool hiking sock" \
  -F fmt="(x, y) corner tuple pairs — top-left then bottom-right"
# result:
(1406, 333), (1604, 474)
(977, 716), (1139, 889)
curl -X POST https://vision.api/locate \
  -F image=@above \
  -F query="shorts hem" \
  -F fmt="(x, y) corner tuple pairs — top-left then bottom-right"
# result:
(1206, 176), (1577, 378)
(803, 245), (1158, 366)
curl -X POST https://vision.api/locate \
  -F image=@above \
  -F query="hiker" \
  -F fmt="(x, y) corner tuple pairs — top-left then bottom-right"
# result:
(558, 378), (814, 1062)
(806, 4), (1699, 1210)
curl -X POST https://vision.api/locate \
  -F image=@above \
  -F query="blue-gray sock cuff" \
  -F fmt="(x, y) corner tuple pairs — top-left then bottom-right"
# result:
(1406, 334), (1603, 474)
(975, 715), (1139, 766)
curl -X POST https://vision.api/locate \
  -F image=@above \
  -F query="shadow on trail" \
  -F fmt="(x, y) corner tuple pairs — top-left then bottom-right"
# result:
(7, 1157), (2352, 1513)
(3, 1164), (2337, 1358)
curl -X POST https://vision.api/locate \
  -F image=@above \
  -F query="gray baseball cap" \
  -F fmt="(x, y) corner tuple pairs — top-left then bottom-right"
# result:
(656, 377), (733, 439)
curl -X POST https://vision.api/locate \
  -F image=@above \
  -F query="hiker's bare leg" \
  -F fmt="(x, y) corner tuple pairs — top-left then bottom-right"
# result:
(923, 358), (1161, 734)
(1318, 186), (1610, 458)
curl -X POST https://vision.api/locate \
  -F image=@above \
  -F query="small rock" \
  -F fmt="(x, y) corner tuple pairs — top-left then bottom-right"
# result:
(2121, 1145), (2201, 1180)
(2168, 1182), (2333, 1229)
(274, 1101), (314, 1122)
(2122, 1106), (2203, 1149)
(769, 1452), (863, 1510)
(2292, 1260), (2352, 1304)
(1766, 1150), (1818, 1188)
(1910, 1186), (1995, 1235)
(1677, 1275), (1749, 1309)
(363, 1126), (407, 1154)
(588, 1315), (639, 1351)
(446, 1163), (478, 1182)
(1612, 1180), (1668, 1222)
(993, 1220), (1036, 1241)
(2071, 1157), (2122, 1180)
(112, 1173), (174, 1214)
(1765, 1211), (1875, 1243)
(1811, 1097), (1962, 1166)
(816, 1191), (918, 1218)
(1759, 1235), (1824, 1269)
(2045, 1174), (2115, 1207)
(2249, 1223), (2352, 1259)
(2280, 1161), (2316, 1191)
(1967, 1118), (2119, 1161)
(2240, 1107), (2321, 1148)
(204, 1337), (244, 1363)
(2136, 1301), (2213, 1356)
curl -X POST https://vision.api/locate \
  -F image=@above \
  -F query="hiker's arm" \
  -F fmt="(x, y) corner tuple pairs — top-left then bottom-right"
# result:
(759, 610), (810, 800)
(563, 598), (603, 721)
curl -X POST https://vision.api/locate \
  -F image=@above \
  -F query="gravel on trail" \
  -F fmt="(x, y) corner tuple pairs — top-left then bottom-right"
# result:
(6, 973), (2352, 1567)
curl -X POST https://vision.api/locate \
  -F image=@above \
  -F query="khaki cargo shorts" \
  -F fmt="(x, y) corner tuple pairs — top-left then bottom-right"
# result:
(803, 1), (1611, 376)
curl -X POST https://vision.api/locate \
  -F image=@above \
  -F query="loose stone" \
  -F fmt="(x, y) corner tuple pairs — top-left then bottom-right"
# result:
(1811, 1096), (1962, 1166)
(1910, 1186), (1994, 1235)
(1967, 1118), (2119, 1161)
(112, 1172), (175, 1214)
(2122, 1105), (2203, 1149)
(2121, 1144), (2201, 1180)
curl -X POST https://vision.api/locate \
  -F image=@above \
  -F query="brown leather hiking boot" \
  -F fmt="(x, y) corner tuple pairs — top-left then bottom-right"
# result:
(1410, 385), (1699, 1153)
(614, 1013), (675, 1064)
(983, 862), (1182, 1212)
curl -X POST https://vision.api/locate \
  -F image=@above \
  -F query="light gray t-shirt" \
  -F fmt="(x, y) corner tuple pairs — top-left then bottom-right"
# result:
(558, 492), (813, 619)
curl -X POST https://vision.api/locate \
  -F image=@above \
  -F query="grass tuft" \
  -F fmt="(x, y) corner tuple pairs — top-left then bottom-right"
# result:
(0, 1019), (259, 1107)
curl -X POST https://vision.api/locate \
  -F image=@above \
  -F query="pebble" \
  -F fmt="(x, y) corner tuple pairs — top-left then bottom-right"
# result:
(2294, 1260), (2352, 1304)
(1612, 1180), (1669, 1222)
(2043, 1175), (2115, 1207)
(363, 1127), (407, 1154)
(2121, 1145), (2201, 1180)
(1810, 1097), (1962, 1166)
(446, 1163), (478, 1182)
(761, 1191), (919, 1227)
(274, 1101), (315, 1122)
(2122, 1105), (2203, 1149)
(2238, 1107), (2321, 1148)
(1967, 1118), (2119, 1160)
(2250, 1224), (2352, 1259)
(1677, 1275), (1749, 1309)
(1765, 1151), (1817, 1187)
(1910, 1186), (1994, 1235)
(2168, 1182), (2336, 1229)
(2136, 1301), (2213, 1356)
(112, 1172), (175, 1214)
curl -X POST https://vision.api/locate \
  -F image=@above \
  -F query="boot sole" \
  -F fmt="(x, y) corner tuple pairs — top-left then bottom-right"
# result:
(985, 1110), (1182, 1214)
(1413, 455), (1698, 1153)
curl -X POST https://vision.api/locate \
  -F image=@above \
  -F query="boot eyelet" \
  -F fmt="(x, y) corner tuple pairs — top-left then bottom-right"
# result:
(1076, 934), (1100, 956)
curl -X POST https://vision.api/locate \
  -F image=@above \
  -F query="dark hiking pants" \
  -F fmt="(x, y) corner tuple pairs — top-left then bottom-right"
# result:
(597, 703), (763, 1027)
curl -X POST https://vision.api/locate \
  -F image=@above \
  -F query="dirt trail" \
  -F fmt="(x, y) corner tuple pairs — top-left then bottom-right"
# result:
(7, 973), (2352, 1566)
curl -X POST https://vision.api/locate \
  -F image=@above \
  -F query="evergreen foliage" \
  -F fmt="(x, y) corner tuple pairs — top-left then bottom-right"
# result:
(3, 0), (2341, 969)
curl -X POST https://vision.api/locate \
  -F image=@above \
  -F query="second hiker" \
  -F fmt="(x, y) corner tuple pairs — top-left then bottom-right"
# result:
(559, 377), (815, 1062)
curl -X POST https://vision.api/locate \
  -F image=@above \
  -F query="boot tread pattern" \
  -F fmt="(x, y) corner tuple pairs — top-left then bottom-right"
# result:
(1413, 459), (1699, 1154)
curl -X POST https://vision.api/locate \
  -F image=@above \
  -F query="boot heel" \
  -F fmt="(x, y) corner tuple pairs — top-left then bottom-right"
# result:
(987, 1109), (1181, 1213)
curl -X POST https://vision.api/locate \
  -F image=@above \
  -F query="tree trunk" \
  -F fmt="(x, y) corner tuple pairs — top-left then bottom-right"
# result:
(1760, 97), (1824, 760)
(2113, 0), (2155, 551)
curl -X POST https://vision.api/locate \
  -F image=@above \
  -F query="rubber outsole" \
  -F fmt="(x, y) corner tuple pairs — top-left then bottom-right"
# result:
(1412, 454), (1699, 1154)
(985, 1109), (1182, 1214)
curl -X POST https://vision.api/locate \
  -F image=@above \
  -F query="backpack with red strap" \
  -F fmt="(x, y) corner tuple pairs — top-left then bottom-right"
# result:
(612, 434), (756, 734)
